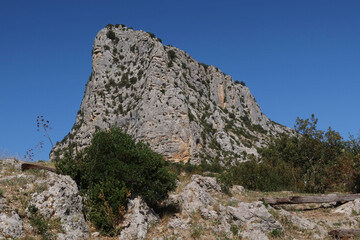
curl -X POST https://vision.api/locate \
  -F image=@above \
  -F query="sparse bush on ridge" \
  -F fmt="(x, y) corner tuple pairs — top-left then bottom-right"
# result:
(226, 114), (360, 193)
(55, 128), (176, 235)
(171, 114), (360, 195)
(167, 50), (176, 61)
(106, 30), (116, 40)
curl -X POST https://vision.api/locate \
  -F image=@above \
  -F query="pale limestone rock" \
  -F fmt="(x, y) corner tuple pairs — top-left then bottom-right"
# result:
(242, 229), (269, 240)
(200, 208), (218, 220)
(175, 175), (221, 213)
(0, 211), (24, 239)
(279, 209), (317, 230)
(334, 198), (360, 216)
(119, 197), (159, 240)
(228, 201), (282, 239)
(167, 218), (189, 229)
(50, 25), (293, 164)
(30, 172), (89, 240)
(231, 185), (245, 195)
(214, 204), (232, 236)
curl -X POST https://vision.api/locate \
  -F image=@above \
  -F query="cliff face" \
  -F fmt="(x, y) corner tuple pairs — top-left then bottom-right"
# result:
(51, 24), (292, 164)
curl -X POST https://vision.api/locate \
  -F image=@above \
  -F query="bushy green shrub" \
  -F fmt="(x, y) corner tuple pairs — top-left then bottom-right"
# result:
(86, 179), (128, 234)
(167, 50), (176, 61)
(217, 171), (233, 194)
(55, 128), (176, 234)
(28, 205), (51, 238)
(106, 30), (116, 40)
(228, 115), (360, 193)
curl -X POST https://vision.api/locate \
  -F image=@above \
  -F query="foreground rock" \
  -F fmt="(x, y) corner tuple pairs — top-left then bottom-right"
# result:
(0, 158), (89, 239)
(149, 175), (282, 239)
(175, 175), (222, 213)
(0, 207), (24, 239)
(119, 197), (159, 240)
(29, 172), (90, 240)
(5, 158), (360, 239)
(228, 202), (282, 239)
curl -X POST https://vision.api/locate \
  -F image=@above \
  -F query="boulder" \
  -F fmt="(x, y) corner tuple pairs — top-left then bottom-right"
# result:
(334, 198), (360, 216)
(30, 172), (89, 239)
(279, 209), (317, 231)
(119, 197), (159, 240)
(175, 175), (221, 213)
(0, 210), (24, 239)
(167, 218), (189, 229)
(228, 201), (282, 239)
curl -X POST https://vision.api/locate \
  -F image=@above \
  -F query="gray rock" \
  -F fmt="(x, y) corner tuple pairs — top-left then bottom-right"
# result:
(279, 209), (317, 230)
(334, 198), (360, 216)
(231, 185), (245, 195)
(0, 211), (24, 239)
(228, 201), (282, 238)
(50, 24), (293, 164)
(200, 208), (218, 220)
(242, 229), (269, 240)
(0, 158), (22, 171)
(191, 174), (222, 192)
(279, 209), (327, 238)
(119, 197), (159, 240)
(30, 172), (89, 240)
(214, 204), (232, 236)
(167, 218), (188, 229)
(175, 175), (221, 213)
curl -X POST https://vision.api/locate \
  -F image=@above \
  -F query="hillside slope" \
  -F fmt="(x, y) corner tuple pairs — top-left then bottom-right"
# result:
(50, 24), (292, 163)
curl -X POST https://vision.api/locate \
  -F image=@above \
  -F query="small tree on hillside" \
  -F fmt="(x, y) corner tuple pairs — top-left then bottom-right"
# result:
(56, 128), (176, 235)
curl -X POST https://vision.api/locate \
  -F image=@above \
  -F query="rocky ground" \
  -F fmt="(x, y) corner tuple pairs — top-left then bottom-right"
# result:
(1, 158), (360, 239)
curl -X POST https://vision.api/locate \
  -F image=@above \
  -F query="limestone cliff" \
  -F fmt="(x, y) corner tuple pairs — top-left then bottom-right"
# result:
(50, 24), (293, 164)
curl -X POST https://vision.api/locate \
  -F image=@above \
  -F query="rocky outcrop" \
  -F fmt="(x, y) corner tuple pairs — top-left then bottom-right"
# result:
(155, 174), (282, 239)
(119, 197), (159, 240)
(0, 208), (24, 239)
(50, 24), (293, 164)
(228, 202), (282, 239)
(29, 172), (90, 240)
(0, 158), (89, 239)
(175, 175), (222, 213)
(335, 198), (360, 216)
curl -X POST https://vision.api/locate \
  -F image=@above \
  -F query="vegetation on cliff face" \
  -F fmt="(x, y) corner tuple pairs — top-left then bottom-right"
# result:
(217, 114), (360, 194)
(51, 24), (293, 165)
(55, 128), (176, 235)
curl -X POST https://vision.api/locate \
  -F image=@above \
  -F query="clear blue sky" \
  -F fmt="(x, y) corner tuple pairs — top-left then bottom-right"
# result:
(1, 0), (360, 160)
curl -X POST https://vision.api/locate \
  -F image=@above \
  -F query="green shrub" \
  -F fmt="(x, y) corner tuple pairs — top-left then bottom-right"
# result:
(270, 229), (283, 238)
(106, 30), (116, 40)
(167, 50), (176, 61)
(191, 223), (204, 238)
(56, 128), (176, 234)
(86, 179), (128, 235)
(199, 63), (209, 71)
(228, 115), (360, 193)
(130, 77), (137, 84)
(28, 205), (52, 238)
(148, 32), (156, 38)
(105, 24), (114, 29)
(217, 171), (233, 195)
(188, 109), (195, 122)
